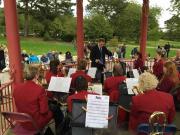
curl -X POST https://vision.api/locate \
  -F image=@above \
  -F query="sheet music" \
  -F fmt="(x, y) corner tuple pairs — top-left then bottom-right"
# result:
(132, 69), (139, 78)
(85, 95), (109, 128)
(126, 78), (138, 95)
(48, 77), (72, 93)
(67, 68), (76, 77)
(87, 67), (97, 78)
(88, 84), (102, 95)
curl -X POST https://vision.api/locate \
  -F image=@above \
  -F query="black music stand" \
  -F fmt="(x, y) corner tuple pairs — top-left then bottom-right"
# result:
(71, 99), (118, 135)
(118, 82), (133, 111)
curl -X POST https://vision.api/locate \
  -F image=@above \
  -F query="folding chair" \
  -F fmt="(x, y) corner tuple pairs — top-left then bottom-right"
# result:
(1, 111), (42, 135)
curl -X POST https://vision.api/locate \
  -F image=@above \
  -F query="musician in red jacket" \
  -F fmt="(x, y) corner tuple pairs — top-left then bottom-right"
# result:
(129, 72), (175, 133)
(153, 50), (165, 80)
(104, 64), (126, 102)
(133, 52), (144, 72)
(45, 60), (64, 84)
(13, 65), (64, 134)
(67, 76), (96, 112)
(157, 61), (180, 93)
(71, 59), (92, 88)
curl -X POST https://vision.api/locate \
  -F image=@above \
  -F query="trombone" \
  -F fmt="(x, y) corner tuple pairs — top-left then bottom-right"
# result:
(132, 85), (144, 95)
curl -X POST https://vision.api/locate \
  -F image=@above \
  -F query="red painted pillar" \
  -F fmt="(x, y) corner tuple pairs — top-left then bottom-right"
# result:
(76, 0), (84, 59)
(4, 0), (23, 83)
(140, 0), (149, 64)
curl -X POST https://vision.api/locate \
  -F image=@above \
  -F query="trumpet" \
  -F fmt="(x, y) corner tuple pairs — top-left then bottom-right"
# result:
(132, 85), (144, 95)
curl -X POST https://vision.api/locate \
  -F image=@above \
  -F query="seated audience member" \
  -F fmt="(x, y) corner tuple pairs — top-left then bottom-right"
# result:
(133, 52), (144, 72)
(52, 50), (59, 60)
(112, 48), (118, 59)
(13, 65), (64, 134)
(157, 61), (180, 93)
(40, 54), (49, 64)
(65, 51), (73, 63)
(153, 50), (165, 80)
(104, 64), (126, 102)
(58, 52), (65, 62)
(47, 51), (54, 61)
(129, 72), (175, 133)
(29, 54), (39, 63)
(174, 50), (180, 72)
(71, 59), (92, 88)
(67, 76), (96, 112)
(21, 50), (29, 64)
(45, 60), (64, 84)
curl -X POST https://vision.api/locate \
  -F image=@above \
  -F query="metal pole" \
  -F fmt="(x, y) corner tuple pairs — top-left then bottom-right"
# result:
(4, 0), (23, 83)
(76, 0), (84, 59)
(140, 0), (149, 64)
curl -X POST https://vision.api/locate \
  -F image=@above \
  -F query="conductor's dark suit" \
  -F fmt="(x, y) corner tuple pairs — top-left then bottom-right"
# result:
(90, 45), (112, 70)
(90, 45), (112, 83)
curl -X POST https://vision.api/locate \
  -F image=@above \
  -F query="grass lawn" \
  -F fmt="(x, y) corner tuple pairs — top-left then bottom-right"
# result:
(0, 37), (76, 55)
(127, 40), (180, 48)
(0, 37), (179, 58)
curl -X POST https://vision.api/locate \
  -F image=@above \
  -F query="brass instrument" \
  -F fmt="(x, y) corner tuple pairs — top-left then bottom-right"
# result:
(149, 111), (167, 135)
(132, 85), (144, 95)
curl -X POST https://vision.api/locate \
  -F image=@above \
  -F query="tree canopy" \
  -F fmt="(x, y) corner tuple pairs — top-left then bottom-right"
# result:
(0, 0), (179, 42)
(164, 0), (180, 41)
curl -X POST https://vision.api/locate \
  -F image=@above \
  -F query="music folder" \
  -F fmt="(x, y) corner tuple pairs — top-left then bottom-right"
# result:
(48, 77), (72, 93)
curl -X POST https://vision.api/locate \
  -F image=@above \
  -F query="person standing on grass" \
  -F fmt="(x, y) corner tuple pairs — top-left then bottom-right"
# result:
(121, 44), (126, 58)
(131, 47), (138, 58)
(164, 42), (171, 58)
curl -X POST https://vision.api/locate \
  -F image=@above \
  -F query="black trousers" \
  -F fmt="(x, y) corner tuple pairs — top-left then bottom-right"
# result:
(95, 69), (104, 84)
(166, 50), (170, 58)
(48, 101), (64, 134)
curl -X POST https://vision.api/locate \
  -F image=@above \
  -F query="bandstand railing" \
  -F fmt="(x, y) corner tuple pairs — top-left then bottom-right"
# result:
(0, 80), (14, 135)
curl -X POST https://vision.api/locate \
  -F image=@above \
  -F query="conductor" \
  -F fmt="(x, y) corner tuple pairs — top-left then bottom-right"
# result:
(90, 38), (112, 83)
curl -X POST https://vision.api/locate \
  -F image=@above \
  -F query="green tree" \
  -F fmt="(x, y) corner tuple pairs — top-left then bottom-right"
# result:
(111, 2), (161, 41)
(49, 17), (63, 39)
(86, 1), (161, 41)
(0, 8), (5, 34)
(113, 2), (141, 41)
(87, 0), (128, 19)
(17, 0), (38, 36)
(171, 0), (180, 15)
(61, 16), (76, 42)
(148, 6), (161, 41)
(17, 0), (74, 38)
(164, 15), (180, 41)
(164, 0), (180, 41)
(84, 14), (113, 41)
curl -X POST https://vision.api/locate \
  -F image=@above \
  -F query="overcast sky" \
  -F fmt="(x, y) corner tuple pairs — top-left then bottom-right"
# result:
(0, 0), (173, 28)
